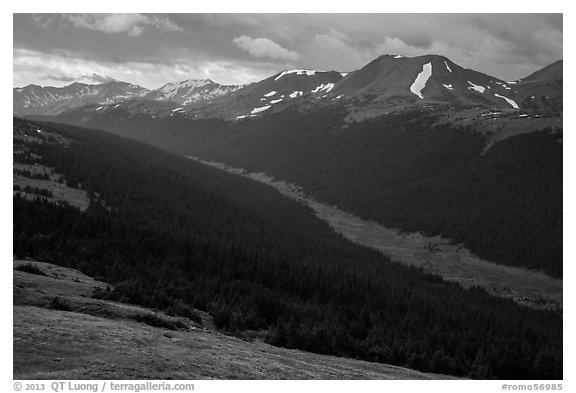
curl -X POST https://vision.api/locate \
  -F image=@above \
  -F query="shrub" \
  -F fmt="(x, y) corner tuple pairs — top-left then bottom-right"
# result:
(15, 262), (48, 277)
(166, 302), (203, 326)
(48, 296), (72, 311)
(133, 313), (188, 331)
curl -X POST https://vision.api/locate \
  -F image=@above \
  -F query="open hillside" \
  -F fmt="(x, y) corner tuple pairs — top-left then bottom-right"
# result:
(15, 260), (453, 380)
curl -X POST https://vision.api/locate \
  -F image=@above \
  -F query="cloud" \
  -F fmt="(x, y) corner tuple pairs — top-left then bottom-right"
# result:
(85, 73), (117, 83)
(13, 48), (284, 88)
(44, 73), (117, 84)
(303, 33), (373, 71)
(15, 14), (562, 84)
(233, 35), (302, 62)
(60, 14), (181, 36)
(43, 74), (76, 83)
(31, 14), (52, 28)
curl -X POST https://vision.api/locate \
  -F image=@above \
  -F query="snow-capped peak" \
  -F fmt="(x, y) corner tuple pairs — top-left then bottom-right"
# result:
(158, 79), (212, 94)
(274, 69), (319, 81)
(147, 79), (243, 105)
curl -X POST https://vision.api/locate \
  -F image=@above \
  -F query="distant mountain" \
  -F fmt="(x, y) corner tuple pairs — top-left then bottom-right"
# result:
(143, 79), (243, 105)
(331, 54), (526, 114)
(13, 78), (243, 117)
(19, 55), (562, 123)
(13, 81), (149, 116)
(36, 69), (346, 121)
(519, 60), (563, 84)
(187, 70), (345, 120)
(513, 60), (563, 113)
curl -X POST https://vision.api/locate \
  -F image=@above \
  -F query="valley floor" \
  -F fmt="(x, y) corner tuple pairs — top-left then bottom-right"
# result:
(13, 260), (453, 380)
(188, 156), (562, 311)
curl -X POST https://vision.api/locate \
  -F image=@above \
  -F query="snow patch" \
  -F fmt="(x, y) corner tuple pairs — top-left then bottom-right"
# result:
(274, 70), (318, 81)
(495, 82), (511, 90)
(467, 81), (485, 93)
(270, 99), (283, 104)
(336, 95), (344, 99)
(264, 91), (277, 97)
(443, 84), (453, 90)
(171, 107), (184, 112)
(236, 115), (246, 119)
(340, 72), (349, 77)
(393, 55), (405, 59)
(410, 62), (432, 99)
(312, 83), (335, 94)
(311, 85), (324, 93)
(444, 61), (452, 72)
(289, 91), (303, 99)
(251, 105), (271, 114)
(159, 79), (210, 95)
(494, 94), (519, 109)
(320, 83), (334, 93)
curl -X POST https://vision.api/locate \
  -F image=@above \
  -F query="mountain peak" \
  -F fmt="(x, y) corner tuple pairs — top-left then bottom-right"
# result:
(145, 78), (243, 106)
(520, 60), (563, 84)
(13, 79), (149, 116)
(67, 82), (90, 87)
(373, 53), (450, 62)
(13, 55), (563, 119)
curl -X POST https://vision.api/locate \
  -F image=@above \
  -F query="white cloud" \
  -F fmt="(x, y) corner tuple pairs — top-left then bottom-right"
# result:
(60, 14), (181, 36)
(13, 48), (283, 88)
(305, 33), (373, 71)
(233, 35), (302, 62)
(31, 14), (52, 28)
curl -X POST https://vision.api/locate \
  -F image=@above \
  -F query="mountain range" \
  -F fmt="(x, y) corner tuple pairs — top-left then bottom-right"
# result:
(13, 54), (563, 121)
(13, 80), (148, 116)
(13, 78), (242, 117)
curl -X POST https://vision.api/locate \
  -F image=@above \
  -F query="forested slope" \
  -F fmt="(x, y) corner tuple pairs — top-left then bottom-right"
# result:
(43, 107), (562, 276)
(13, 117), (562, 379)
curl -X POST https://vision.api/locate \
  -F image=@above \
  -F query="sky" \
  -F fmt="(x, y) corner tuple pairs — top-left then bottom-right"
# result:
(13, 13), (563, 89)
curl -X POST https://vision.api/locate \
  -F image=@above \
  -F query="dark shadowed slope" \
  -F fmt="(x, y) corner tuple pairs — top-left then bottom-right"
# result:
(47, 105), (562, 278)
(13, 117), (562, 379)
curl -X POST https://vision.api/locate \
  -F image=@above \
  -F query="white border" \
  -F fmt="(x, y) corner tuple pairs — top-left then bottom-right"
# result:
(3, 4), (570, 392)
